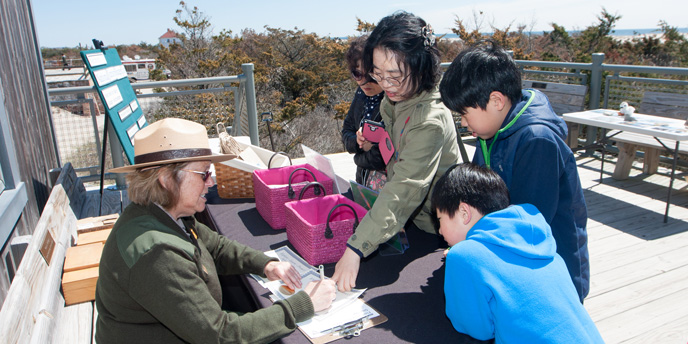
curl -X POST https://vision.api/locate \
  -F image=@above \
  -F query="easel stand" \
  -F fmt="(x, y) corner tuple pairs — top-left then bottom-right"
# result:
(81, 38), (148, 216)
(98, 116), (110, 216)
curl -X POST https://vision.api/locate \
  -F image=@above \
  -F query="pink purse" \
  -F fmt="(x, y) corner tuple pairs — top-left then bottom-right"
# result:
(285, 191), (367, 265)
(253, 164), (333, 229)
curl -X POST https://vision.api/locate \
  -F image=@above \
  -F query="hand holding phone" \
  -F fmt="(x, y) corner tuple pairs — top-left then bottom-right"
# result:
(362, 119), (386, 143)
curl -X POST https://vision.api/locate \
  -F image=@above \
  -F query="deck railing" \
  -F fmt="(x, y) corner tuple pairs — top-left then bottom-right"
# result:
(49, 56), (688, 186)
(47, 63), (258, 187)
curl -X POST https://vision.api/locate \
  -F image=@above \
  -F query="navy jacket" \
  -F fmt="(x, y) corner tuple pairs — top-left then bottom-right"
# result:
(341, 87), (386, 184)
(473, 89), (590, 301)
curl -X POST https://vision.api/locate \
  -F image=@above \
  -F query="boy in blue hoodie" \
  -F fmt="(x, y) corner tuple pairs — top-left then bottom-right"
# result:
(431, 163), (603, 343)
(439, 40), (590, 302)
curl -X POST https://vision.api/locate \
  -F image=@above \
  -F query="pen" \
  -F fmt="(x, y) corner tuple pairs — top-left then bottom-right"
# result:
(319, 265), (325, 281)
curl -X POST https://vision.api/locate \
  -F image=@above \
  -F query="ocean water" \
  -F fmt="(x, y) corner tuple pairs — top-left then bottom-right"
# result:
(439, 27), (688, 39)
(610, 28), (688, 36)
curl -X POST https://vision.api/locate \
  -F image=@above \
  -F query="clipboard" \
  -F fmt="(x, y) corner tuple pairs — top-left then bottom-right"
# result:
(299, 302), (388, 344)
(256, 246), (388, 343)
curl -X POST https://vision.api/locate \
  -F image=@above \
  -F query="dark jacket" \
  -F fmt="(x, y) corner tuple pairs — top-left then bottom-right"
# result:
(473, 89), (590, 302)
(341, 87), (386, 184)
(95, 202), (314, 343)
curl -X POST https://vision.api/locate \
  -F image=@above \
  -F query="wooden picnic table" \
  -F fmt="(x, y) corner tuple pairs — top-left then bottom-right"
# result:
(563, 109), (688, 223)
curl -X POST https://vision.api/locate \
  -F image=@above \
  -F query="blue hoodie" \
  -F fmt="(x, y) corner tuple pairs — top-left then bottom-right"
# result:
(445, 204), (604, 343)
(473, 89), (589, 301)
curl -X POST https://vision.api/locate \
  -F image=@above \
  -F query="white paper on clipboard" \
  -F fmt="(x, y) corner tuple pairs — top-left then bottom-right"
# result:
(301, 144), (349, 194)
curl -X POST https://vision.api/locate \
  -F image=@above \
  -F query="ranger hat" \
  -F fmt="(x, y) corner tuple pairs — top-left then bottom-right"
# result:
(109, 118), (235, 173)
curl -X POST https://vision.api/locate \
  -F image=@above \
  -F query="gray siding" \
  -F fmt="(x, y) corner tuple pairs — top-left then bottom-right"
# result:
(0, 0), (59, 225)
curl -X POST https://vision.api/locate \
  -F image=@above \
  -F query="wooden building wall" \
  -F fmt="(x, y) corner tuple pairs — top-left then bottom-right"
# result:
(0, 0), (60, 233)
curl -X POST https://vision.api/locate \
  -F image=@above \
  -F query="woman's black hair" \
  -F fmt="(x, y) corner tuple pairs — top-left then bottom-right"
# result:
(362, 11), (441, 98)
(345, 35), (367, 72)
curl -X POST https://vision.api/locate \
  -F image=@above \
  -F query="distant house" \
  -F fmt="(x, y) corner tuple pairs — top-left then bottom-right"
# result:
(159, 29), (181, 48)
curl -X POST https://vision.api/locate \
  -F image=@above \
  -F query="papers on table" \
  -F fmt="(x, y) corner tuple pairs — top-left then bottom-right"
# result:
(251, 246), (382, 341)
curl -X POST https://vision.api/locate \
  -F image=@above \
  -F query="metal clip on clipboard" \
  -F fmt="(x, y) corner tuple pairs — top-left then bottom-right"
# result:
(319, 315), (370, 337)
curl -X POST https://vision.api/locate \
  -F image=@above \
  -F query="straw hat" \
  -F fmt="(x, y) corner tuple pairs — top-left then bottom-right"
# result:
(109, 118), (236, 173)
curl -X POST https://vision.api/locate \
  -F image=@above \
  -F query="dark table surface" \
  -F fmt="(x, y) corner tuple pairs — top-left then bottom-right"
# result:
(198, 186), (489, 344)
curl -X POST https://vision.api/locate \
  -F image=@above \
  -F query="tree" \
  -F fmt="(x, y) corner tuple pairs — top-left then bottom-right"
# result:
(156, 1), (234, 80)
(574, 8), (621, 61)
(355, 18), (376, 33)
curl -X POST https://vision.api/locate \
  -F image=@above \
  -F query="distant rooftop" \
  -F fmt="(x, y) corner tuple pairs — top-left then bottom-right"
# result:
(159, 29), (178, 39)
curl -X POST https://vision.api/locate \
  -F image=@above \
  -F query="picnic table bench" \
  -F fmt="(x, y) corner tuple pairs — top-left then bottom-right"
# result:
(523, 80), (587, 149)
(611, 91), (688, 180)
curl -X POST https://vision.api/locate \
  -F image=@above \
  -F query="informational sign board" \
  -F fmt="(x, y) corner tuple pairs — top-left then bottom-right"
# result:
(80, 48), (147, 164)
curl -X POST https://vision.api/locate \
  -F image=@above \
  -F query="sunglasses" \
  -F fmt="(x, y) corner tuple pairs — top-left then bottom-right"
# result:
(181, 169), (212, 182)
(351, 70), (377, 83)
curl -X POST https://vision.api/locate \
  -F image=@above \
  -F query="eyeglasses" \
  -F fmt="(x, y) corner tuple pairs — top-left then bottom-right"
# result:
(181, 169), (212, 182)
(351, 70), (377, 84)
(368, 72), (407, 87)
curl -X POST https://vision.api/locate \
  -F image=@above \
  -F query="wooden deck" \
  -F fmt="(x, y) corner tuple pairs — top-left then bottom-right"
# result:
(578, 154), (688, 344)
(107, 139), (688, 343)
(326, 140), (688, 343)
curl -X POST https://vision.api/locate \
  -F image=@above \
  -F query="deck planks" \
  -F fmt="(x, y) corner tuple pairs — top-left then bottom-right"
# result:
(329, 144), (688, 343)
(326, 144), (688, 343)
(571, 155), (688, 343)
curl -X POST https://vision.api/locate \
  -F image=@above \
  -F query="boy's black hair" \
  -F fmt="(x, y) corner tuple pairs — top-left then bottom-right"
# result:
(431, 163), (510, 218)
(439, 39), (522, 115)
(363, 11), (441, 98)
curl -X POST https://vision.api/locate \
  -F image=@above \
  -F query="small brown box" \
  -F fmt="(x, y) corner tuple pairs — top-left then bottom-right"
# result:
(77, 214), (119, 234)
(63, 242), (103, 272)
(77, 229), (111, 246)
(62, 266), (99, 305)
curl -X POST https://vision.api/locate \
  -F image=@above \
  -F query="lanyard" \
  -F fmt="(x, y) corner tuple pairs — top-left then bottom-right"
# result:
(479, 90), (535, 168)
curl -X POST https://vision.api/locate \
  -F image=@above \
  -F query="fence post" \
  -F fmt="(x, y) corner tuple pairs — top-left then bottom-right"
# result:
(241, 63), (260, 146)
(585, 53), (605, 152)
(589, 53), (605, 110)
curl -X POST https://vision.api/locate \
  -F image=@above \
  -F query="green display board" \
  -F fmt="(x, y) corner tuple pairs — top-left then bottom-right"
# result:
(80, 48), (147, 164)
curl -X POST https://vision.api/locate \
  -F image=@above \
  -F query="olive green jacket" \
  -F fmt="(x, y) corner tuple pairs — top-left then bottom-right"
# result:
(95, 202), (313, 343)
(347, 86), (461, 256)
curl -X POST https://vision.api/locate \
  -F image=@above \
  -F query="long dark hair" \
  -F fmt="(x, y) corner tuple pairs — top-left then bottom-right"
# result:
(363, 11), (441, 99)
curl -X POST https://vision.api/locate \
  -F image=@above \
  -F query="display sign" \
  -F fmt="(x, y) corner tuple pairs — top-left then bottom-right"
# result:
(80, 48), (147, 164)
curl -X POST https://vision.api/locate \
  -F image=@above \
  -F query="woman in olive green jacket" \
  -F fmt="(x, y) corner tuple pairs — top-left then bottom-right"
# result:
(96, 118), (336, 343)
(332, 12), (460, 292)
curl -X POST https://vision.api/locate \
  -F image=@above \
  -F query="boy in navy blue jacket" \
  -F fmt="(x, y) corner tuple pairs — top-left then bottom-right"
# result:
(439, 40), (589, 302)
(431, 163), (603, 343)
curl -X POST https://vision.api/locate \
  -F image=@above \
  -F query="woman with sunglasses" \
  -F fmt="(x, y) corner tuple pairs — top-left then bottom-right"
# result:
(333, 11), (461, 292)
(341, 35), (387, 190)
(96, 118), (336, 344)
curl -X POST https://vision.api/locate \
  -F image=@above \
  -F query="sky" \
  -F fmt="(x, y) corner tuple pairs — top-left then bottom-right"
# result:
(33, 0), (688, 48)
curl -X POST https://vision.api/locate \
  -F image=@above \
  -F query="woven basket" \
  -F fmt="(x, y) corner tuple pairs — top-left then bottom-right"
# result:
(284, 194), (366, 266)
(253, 164), (334, 229)
(215, 163), (254, 199)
